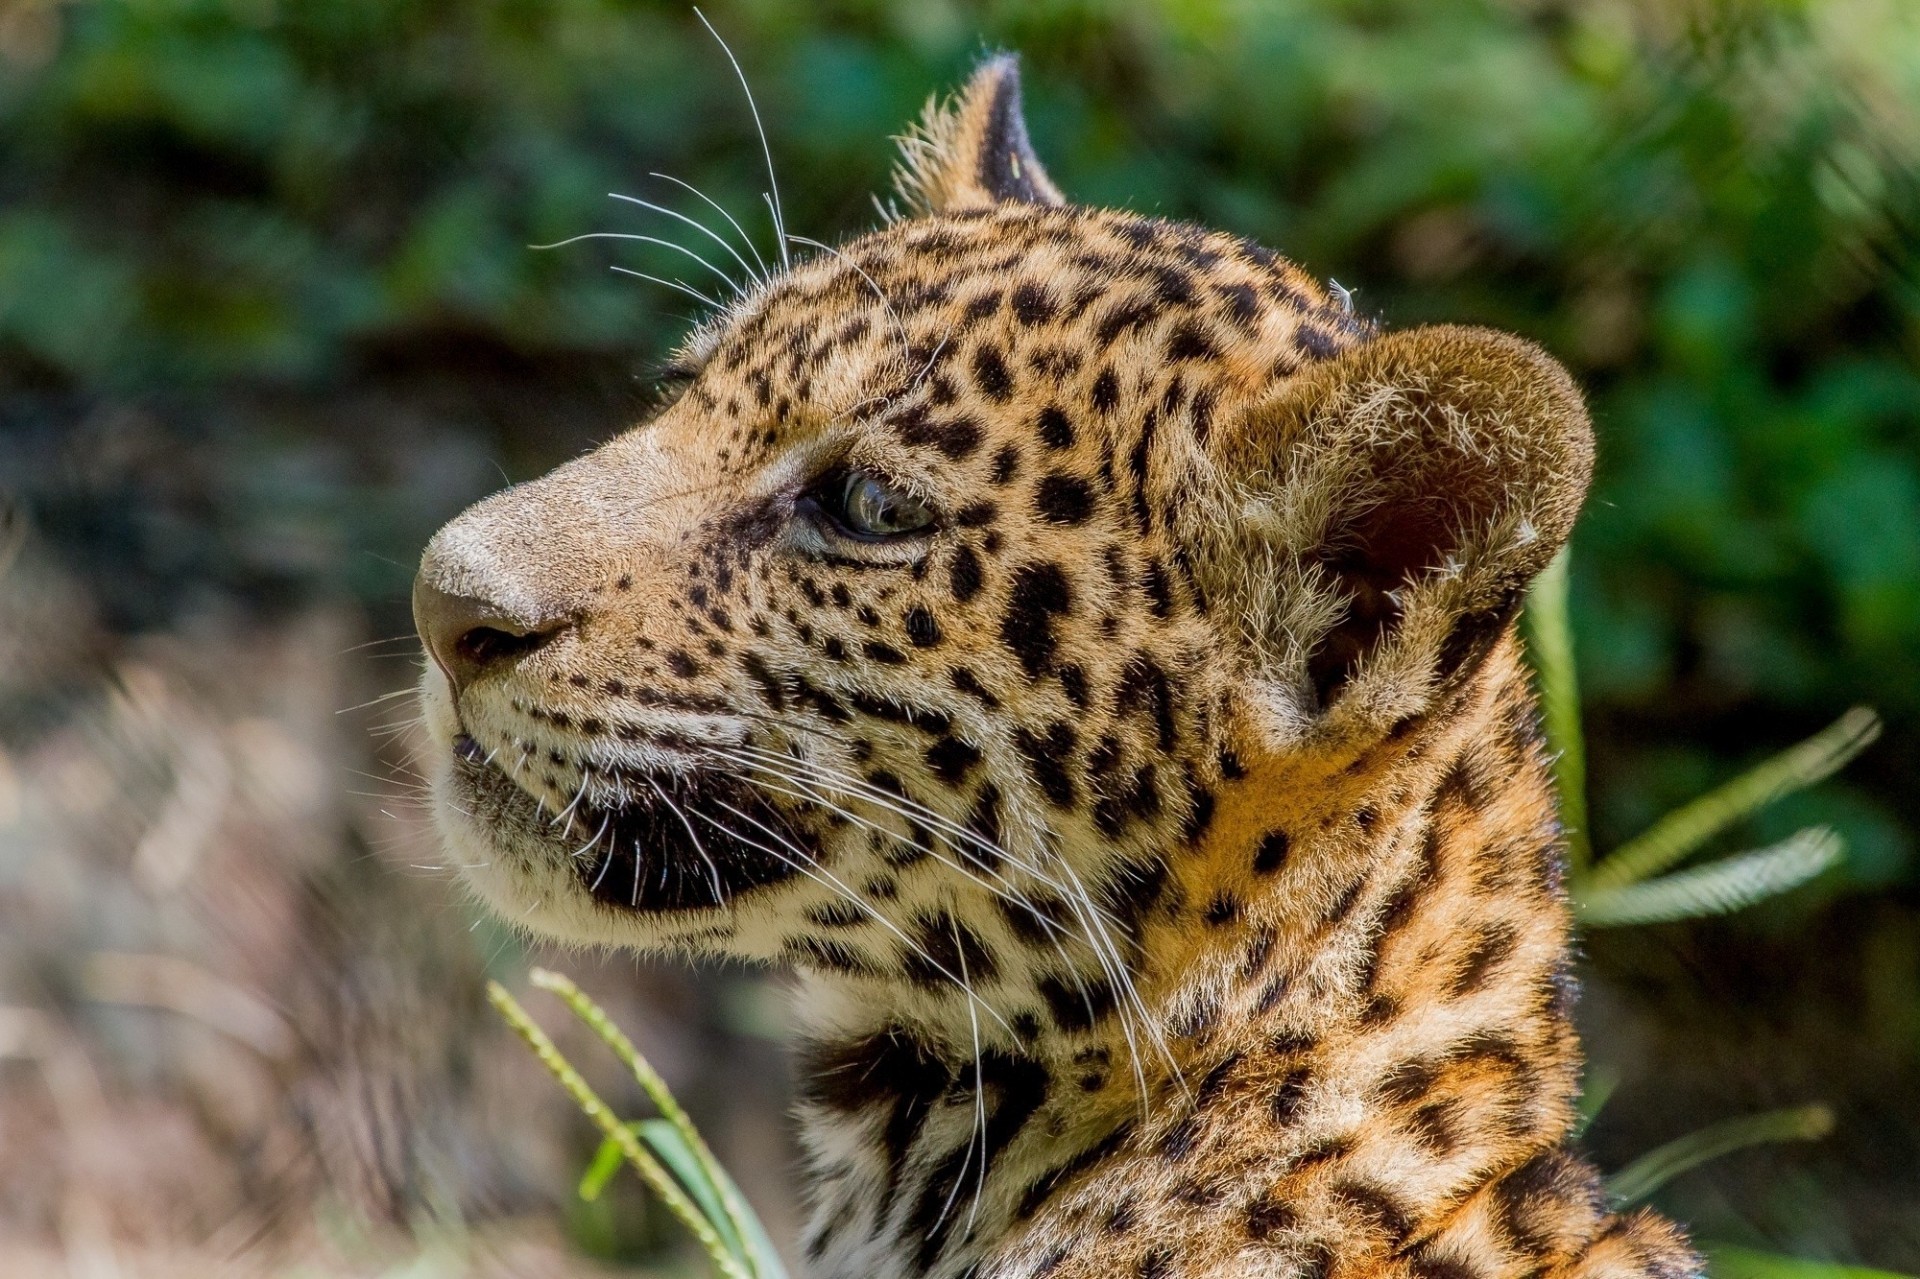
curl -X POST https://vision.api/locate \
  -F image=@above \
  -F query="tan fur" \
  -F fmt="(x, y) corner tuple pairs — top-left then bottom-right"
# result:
(413, 57), (1699, 1279)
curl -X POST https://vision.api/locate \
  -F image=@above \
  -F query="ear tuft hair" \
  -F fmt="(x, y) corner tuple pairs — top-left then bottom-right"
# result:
(892, 54), (1064, 215)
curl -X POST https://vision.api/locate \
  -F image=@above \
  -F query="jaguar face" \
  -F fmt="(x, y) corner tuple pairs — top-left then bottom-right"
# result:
(414, 188), (1364, 963)
(414, 58), (1585, 993)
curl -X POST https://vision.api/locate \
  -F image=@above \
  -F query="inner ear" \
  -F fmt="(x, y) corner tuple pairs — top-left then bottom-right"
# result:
(1309, 493), (1456, 704)
(1307, 463), (1513, 706)
(1211, 324), (1593, 725)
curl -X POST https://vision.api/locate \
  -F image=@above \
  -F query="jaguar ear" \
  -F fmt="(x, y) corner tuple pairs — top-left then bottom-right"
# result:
(892, 53), (1065, 215)
(1200, 325), (1593, 746)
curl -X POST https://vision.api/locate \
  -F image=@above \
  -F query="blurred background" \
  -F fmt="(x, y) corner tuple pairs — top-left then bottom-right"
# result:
(0, 0), (1915, 1274)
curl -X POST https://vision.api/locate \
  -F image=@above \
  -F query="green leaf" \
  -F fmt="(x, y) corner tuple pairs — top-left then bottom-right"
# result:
(1703, 1244), (1918, 1279)
(634, 1118), (789, 1279)
(638, 1118), (752, 1269)
(1607, 1104), (1834, 1206)
(1583, 709), (1880, 891)
(708, 1148), (791, 1279)
(1524, 547), (1591, 870)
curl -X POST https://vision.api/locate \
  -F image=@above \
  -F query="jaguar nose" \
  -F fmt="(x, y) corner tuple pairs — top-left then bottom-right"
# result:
(412, 571), (570, 701)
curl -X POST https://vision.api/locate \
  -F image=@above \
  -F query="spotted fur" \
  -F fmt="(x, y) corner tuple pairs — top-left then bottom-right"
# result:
(414, 55), (1699, 1279)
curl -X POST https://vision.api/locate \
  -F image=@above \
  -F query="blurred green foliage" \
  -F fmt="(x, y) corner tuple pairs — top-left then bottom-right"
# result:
(2, 0), (1917, 1264)
(3, 0), (1914, 860)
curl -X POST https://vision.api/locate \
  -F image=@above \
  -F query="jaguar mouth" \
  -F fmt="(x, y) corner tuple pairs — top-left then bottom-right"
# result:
(449, 734), (806, 913)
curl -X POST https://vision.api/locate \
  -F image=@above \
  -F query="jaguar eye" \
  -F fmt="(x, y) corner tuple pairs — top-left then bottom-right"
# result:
(829, 469), (936, 538)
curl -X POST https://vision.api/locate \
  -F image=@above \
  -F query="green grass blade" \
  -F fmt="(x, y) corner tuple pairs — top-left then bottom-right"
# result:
(578, 1132), (628, 1202)
(1573, 1064), (1619, 1139)
(1577, 827), (1843, 927)
(639, 1118), (752, 1267)
(1524, 547), (1591, 871)
(644, 1119), (790, 1279)
(1584, 708), (1880, 891)
(529, 968), (786, 1279)
(1607, 1103), (1833, 1206)
(1704, 1244), (1918, 1279)
(714, 1157), (790, 1279)
(486, 981), (753, 1279)
(576, 1122), (788, 1278)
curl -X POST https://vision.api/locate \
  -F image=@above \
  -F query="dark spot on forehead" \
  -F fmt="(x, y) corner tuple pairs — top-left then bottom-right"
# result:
(972, 342), (1013, 401)
(1011, 281), (1059, 325)
(991, 444), (1021, 485)
(1090, 368), (1120, 413)
(1036, 405), (1075, 450)
(895, 407), (984, 461)
(1035, 472), (1095, 525)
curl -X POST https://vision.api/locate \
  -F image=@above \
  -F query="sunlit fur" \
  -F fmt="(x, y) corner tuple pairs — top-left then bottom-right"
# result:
(416, 55), (1699, 1279)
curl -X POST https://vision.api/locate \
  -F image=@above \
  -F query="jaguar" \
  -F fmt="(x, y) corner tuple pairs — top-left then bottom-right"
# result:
(413, 55), (1698, 1279)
